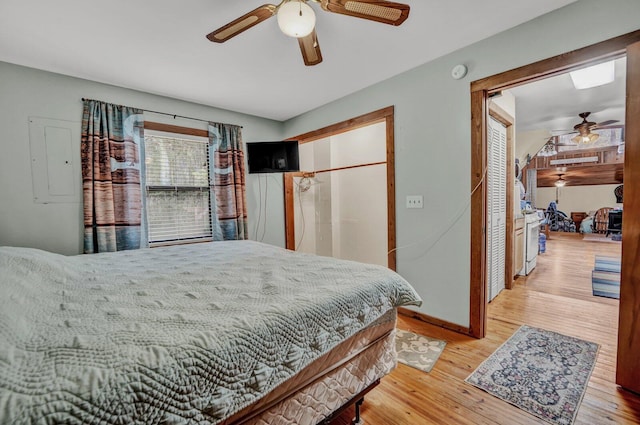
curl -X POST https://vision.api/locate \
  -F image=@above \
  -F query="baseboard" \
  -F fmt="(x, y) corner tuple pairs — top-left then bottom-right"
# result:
(398, 307), (472, 336)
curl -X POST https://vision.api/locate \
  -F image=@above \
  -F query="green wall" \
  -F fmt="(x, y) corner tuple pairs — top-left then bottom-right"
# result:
(282, 0), (640, 326)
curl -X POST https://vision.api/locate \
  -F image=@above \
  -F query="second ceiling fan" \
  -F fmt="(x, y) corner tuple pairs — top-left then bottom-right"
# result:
(538, 111), (620, 157)
(206, 0), (411, 66)
(557, 112), (619, 145)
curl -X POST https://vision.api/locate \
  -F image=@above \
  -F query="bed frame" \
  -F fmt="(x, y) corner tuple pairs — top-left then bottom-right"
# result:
(317, 380), (380, 425)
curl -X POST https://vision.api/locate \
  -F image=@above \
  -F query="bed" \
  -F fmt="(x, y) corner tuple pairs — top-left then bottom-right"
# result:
(0, 240), (421, 424)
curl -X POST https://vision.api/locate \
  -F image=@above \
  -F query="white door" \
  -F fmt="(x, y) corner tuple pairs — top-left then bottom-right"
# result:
(487, 116), (507, 301)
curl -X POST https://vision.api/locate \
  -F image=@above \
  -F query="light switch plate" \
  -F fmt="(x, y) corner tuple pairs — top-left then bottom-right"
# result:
(406, 195), (423, 209)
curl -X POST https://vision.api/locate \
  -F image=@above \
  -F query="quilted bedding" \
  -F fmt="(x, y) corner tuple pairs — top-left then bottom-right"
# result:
(0, 241), (421, 424)
(223, 309), (397, 424)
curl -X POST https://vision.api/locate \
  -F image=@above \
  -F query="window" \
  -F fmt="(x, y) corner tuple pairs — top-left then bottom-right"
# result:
(144, 132), (212, 245)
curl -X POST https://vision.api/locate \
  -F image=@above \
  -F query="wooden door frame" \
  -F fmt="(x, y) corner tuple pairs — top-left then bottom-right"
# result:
(469, 29), (640, 338)
(283, 106), (397, 270)
(470, 29), (640, 393)
(618, 39), (640, 394)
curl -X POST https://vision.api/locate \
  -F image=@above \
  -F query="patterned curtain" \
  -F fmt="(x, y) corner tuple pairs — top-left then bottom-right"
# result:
(81, 99), (146, 253)
(208, 123), (248, 240)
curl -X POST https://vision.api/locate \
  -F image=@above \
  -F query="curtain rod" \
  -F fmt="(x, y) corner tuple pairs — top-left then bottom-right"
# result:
(81, 98), (243, 128)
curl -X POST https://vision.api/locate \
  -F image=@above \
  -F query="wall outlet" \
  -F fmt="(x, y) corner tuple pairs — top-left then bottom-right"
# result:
(406, 195), (423, 209)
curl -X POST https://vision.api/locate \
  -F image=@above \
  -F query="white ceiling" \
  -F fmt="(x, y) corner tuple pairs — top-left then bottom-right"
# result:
(0, 0), (578, 121)
(510, 57), (627, 134)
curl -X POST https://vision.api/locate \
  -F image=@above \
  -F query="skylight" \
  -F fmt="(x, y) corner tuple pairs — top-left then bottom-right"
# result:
(569, 61), (615, 90)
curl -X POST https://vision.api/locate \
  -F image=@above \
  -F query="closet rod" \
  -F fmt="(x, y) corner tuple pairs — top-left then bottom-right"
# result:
(313, 161), (387, 175)
(81, 98), (242, 128)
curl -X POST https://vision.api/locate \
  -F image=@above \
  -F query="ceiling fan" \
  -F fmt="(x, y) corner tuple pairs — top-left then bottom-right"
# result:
(554, 173), (566, 187)
(206, 0), (411, 66)
(554, 112), (619, 145)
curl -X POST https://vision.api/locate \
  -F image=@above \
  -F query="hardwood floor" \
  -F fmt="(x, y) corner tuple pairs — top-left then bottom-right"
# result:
(336, 232), (640, 424)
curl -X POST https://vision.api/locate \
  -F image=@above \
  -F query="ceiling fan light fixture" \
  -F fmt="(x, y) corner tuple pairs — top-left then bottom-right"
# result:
(538, 140), (557, 157)
(569, 60), (615, 90)
(555, 177), (566, 188)
(277, 1), (316, 38)
(571, 132), (599, 144)
(545, 148), (558, 157)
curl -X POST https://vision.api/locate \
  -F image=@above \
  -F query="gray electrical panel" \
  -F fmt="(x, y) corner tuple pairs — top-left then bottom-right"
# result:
(28, 117), (81, 204)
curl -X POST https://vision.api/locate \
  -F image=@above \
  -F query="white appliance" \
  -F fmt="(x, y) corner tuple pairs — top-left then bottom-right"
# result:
(521, 213), (540, 275)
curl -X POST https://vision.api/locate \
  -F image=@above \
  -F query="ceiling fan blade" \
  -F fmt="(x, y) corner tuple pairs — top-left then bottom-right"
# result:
(552, 131), (578, 137)
(320, 0), (410, 26)
(206, 4), (277, 43)
(593, 119), (619, 127)
(298, 29), (323, 66)
(549, 138), (577, 146)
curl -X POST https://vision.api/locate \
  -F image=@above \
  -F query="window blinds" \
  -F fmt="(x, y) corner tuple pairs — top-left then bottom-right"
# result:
(144, 135), (212, 244)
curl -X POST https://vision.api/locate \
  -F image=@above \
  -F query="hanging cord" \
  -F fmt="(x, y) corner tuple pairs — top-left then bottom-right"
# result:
(260, 174), (268, 242)
(254, 175), (263, 240)
(295, 176), (313, 250)
(388, 166), (488, 260)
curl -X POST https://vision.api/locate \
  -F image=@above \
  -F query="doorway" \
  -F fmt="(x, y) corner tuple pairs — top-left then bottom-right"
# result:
(469, 30), (640, 393)
(292, 122), (388, 266)
(283, 106), (397, 270)
(506, 57), (626, 300)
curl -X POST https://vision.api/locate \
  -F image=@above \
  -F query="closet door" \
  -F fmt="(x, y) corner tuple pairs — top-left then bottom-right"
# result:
(487, 116), (507, 301)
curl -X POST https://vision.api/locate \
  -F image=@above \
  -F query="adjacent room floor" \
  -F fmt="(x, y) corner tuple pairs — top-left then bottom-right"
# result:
(335, 232), (639, 424)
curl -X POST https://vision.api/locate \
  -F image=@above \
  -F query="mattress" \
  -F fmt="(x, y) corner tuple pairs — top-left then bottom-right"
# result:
(224, 309), (397, 424)
(0, 241), (421, 424)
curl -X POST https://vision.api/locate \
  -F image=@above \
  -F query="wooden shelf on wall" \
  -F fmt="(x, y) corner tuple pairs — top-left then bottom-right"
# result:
(525, 145), (624, 187)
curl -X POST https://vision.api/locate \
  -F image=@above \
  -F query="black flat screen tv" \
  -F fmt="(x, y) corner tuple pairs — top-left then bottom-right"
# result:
(246, 141), (300, 174)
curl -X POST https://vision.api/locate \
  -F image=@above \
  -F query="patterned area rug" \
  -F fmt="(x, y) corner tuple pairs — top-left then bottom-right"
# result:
(395, 329), (446, 373)
(465, 325), (599, 425)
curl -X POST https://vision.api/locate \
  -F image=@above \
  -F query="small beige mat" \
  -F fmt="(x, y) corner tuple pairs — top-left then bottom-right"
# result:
(395, 329), (446, 373)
